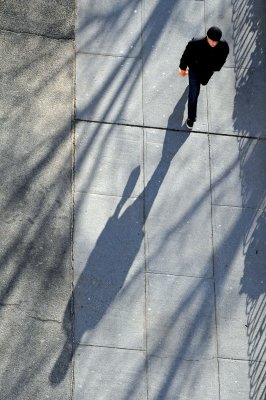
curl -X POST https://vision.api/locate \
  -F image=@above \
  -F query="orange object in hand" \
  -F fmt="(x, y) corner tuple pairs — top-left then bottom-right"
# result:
(179, 68), (189, 77)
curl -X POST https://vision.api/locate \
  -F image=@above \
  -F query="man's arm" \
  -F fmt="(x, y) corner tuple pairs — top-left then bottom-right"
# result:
(179, 41), (192, 71)
(214, 42), (229, 71)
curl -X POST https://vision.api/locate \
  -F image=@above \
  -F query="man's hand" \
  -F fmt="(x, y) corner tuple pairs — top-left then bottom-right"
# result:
(179, 68), (188, 77)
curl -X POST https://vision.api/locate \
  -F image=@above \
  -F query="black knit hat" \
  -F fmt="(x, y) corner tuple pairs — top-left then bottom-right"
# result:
(207, 26), (222, 41)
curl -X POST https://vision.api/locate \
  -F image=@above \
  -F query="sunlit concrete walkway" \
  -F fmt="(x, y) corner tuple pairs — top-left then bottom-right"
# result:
(71, 1), (266, 399)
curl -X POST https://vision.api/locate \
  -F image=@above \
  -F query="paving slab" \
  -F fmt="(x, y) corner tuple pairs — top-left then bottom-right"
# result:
(147, 274), (217, 359)
(75, 121), (143, 196)
(144, 129), (213, 277)
(74, 193), (145, 349)
(207, 67), (266, 137)
(0, 307), (72, 400)
(213, 205), (266, 361)
(0, 0), (74, 39)
(205, 0), (266, 68)
(210, 135), (266, 209)
(74, 346), (146, 400)
(143, 0), (207, 130)
(219, 359), (266, 400)
(77, 0), (141, 57)
(76, 53), (143, 125)
(148, 356), (219, 400)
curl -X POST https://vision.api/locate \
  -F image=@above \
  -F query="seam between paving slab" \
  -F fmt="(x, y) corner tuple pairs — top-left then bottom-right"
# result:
(67, 1), (78, 396)
(212, 203), (266, 211)
(27, 315), (62, 324)
(75, 118), (266, 141)
(75, 343), (146, 352)
(75, 191), (140, 199)
(204, 1), (221, 393)
(71, 0), (78, 396)
(217, 356), (266, 363)
(75, 343), (218, 362)
(77, 50), (141, 59)
(140, 0), (150, 392)
(208, 133), (222, 400)
(146, 271), (213, 280)
(0, 28), (74, 41)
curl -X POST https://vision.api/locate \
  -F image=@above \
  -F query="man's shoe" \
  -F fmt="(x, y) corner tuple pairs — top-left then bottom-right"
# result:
(186, 119), (194, 129)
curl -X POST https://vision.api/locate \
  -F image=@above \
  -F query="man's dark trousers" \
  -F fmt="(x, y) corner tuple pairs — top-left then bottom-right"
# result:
(188, 71), (201, 122)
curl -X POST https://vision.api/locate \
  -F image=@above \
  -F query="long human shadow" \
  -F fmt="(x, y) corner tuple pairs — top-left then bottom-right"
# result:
(49, 88), (189, 385)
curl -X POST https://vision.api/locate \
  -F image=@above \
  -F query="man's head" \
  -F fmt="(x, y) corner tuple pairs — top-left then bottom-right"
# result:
(207, 26), (222, 47)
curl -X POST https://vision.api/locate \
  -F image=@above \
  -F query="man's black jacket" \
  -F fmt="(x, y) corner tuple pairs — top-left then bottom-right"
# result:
(179, 37), (229, 85)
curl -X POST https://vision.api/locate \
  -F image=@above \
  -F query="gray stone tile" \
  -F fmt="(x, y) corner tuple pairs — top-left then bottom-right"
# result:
(148, 356), (219, 400)
(75, 121), (143, 196)
(77, 0), (141, 57)
(219, 359), (266, 400)
(74, 346), (147, 400)
(210, 135), (266, 209)
(143, 0), (207, 131)
(0, 0), (74, 39)
(205, 0), (266, 68)
(0, 307), (72, 400)
(207, 67), (266, 137)
(213, 206), (266, 361)
(74, 193), (145, 349)
(144, 129), (213, 277)
(76, 53), (143, 125)
(147, 274), (217, 359)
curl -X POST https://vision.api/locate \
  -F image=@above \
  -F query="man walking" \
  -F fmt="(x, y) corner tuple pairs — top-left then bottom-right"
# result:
(179, 26), (229, 129)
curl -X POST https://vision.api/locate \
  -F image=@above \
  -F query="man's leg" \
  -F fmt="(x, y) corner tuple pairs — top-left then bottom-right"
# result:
(188, 71), (201, 123)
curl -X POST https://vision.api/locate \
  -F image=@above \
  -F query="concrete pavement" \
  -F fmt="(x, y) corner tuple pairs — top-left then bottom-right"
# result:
(0, 1), (266, 399)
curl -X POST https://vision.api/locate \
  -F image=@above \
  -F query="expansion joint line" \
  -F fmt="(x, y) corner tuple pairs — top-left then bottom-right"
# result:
(75, 118), (266, 141)
(0, 28), (73, 41)
(71, 21), (78, 399)
(139, 0), (150, 398)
